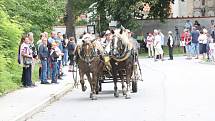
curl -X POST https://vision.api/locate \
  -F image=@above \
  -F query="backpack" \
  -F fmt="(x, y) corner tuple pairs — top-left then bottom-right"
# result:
(67, 42), (75, 51)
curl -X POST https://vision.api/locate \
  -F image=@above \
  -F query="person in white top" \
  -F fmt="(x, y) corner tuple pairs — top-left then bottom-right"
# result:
(167, 31), (174, 60)
(158, 30), (165, 48)
(208, 35), (215, 62)
(146, 33), (154, 58)
(198, 29), (208, 59)
(102, 30), (113, 54)
(153, 29), (164, 61)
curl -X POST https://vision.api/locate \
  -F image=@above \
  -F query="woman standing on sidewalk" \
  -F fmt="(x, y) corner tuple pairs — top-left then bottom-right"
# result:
(184, 29), (192, 59)
(20, 36), (34, 87)
(28, 32), (37, 83)
(198, 29), (208, 60)
(153, 29), (164, 61)
(146, 33), (154, 58)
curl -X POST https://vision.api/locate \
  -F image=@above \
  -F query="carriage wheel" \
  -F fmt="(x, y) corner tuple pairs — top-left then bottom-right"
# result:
(132, 81), (137, 93)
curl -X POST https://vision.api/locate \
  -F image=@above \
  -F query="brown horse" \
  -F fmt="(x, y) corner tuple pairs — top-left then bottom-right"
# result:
(110, 29), (135, 99)
(76, 40), (104, 100)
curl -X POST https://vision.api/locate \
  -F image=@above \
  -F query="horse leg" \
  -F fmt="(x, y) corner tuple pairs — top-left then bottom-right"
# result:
(125, 64), (132, 99)
(110, 60), (119, 97)
(79, 71), (87, 92)
(91, 72), (98, 100)
(119, 70), (126, 96)
(86, 73), (96, 100)
(113, 70), (119, 97)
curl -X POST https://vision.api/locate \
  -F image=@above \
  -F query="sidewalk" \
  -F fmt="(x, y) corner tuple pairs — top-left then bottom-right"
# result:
(0, 66), (74, 121)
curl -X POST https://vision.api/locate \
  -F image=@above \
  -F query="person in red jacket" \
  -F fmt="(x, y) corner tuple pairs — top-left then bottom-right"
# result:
(180, 29), (186, 54)
(183, 29), (192, 59)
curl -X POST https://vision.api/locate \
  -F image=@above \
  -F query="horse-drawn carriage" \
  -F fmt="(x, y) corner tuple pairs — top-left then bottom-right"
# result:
(72, 28), (143, 100)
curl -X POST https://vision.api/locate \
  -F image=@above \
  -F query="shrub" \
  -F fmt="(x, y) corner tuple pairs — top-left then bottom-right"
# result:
(0, 9), (23, 95)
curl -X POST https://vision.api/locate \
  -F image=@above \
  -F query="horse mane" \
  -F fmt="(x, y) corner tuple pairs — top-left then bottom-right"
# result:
(88, 38), (104, 54)
(114, 29), (133, 50)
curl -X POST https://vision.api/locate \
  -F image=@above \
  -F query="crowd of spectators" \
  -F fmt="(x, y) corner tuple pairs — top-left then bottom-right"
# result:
(143, 19), (215, 62)
(18, 32), (76, 87)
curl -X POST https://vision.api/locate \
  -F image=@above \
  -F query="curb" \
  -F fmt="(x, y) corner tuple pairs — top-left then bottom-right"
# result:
(11, 83), (74, 121)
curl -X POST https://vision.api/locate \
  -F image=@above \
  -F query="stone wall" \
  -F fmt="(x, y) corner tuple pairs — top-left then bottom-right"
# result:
(134, 17), (215, 45)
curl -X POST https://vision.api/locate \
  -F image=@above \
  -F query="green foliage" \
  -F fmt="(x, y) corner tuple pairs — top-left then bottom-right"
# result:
(2, 0), (66, 36)
(147, 0), (173, 21)
(92, 0), (174, 31)
(75, 19), (88, 26)
(0, 8), (23, 95)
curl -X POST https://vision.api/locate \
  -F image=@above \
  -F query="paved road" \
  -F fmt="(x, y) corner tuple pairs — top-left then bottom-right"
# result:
(28, 57), (215, 121)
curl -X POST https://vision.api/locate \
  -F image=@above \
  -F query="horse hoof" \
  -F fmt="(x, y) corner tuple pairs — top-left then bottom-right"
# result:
(114, 92), (119, 97)
(96, 91), (99, 94)
(91, 96), (98, 100)
(82, 86), (87, 92)
(90, 93), (93, 98)
(125, 95), (131, 99)
(123, 91), (126, 96)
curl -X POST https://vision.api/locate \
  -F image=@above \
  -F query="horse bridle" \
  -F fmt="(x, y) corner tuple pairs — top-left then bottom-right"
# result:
(111, 35), (129, 57)
(77, 42), (96, 64)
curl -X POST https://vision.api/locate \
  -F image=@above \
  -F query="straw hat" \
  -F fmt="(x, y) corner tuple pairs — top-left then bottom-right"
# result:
(105, 30), (111, 35)
(154, 29), (158, 33)
(203, 28), (208, 34)
(168, 31), (173, 34)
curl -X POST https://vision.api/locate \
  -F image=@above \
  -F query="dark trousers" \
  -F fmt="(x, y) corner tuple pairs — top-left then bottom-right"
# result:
(184, 46), (186, 53)
(39, 67), (41, 79)
(22, 65), (32, 86)
(168, 47), (173, 60)
(69, 54), (74, 65)
(57, 60), (61, 76)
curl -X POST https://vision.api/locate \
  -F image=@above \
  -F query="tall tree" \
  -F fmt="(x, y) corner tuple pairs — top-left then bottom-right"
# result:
(96, 0), (109, 33)
(65, 0), (75, 38)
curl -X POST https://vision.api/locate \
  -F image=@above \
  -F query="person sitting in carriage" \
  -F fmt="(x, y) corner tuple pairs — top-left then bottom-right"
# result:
(101, 30), (114, 54)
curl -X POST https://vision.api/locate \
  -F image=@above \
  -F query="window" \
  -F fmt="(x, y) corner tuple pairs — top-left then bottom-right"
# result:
(202, 0), (205, 5)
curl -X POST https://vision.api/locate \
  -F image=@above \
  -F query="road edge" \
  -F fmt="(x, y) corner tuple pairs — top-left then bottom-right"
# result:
(11, 83), (74, 121)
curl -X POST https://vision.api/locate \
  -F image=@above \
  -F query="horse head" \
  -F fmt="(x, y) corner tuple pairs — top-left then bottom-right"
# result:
(78, 39), (95, 63)
(111, 28), (130, 56)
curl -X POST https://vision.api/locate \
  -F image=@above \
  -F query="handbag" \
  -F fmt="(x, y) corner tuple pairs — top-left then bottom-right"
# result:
(23, 57), (33, 65)
(180, 41), (185, 46)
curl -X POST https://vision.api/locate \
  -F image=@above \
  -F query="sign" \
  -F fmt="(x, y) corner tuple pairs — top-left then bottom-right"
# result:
(87, 25), (95, 34)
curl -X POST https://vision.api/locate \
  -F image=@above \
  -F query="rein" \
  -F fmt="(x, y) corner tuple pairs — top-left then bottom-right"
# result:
(111, 49), (131, 62)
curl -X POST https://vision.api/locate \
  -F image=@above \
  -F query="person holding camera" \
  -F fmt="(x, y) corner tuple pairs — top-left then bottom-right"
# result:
(50, 42), (63, 84)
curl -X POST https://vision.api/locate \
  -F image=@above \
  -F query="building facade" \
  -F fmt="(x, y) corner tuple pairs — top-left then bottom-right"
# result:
(173, 0), (215, 17)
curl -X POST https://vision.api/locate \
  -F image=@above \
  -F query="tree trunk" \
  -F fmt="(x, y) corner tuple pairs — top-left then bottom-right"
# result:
(97, 0), (109, 34)
(65, 0), (75, 38)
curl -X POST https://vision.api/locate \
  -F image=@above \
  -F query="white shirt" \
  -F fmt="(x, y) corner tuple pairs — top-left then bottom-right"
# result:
(154, 35), (162, 48)
(160, 32), (165, 45)
(209, 43), (215, 50)
(169, 35), (174, 46)
(198, 34), (207, 44)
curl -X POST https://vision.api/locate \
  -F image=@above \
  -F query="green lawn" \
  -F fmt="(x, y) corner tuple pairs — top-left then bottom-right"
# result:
(0, 62), (40, 96)
(139, 46), (185, 58)
(32, 62), (40, 83)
